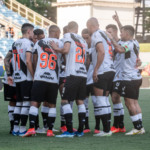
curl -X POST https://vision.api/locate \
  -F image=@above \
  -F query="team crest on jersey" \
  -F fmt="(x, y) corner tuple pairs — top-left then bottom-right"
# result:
(40, 72), (54, 80)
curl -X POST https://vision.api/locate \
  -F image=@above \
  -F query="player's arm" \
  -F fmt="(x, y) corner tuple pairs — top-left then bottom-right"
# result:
(113, 11), (123, 32)
(106, 32), (125, 53)
(26, 52), (34, 79)
(50, 41), (71, 54)
(136, 55), (142, 67)
(93, 43), (105, 82)
(85, 52), (91, 71)
(4, 51), (13, 85)
(4, 51), (12, 76)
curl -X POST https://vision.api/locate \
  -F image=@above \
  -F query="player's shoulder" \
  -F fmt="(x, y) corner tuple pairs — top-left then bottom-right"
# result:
(92, 29), (101, 39)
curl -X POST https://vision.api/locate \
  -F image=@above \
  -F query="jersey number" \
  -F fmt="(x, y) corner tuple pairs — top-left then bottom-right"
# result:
(107, 41), (113, 57)
(40, 52), (57, 70)
(75, 47), (85, 63)
(14, 54), (20, 70)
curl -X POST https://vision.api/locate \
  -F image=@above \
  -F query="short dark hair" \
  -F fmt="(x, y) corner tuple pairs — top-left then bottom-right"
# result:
(68, 21), (78, 30)
(121, 25), (135, 36)
(33, 29), (44, 36)
(49, 25), (60, 34)
(21, 23), (34, 34)
(81, 28), (89, 35)
(106, 24), (118, 31)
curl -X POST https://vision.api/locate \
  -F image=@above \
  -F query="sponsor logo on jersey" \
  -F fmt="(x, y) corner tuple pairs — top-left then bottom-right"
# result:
(40, 72), (54, 80)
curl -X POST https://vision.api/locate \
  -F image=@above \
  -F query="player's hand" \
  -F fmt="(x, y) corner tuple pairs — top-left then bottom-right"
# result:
(112, 11), (119, 22)
(7, 76), (13, 86)
(136, 58), (142, 67)
(50, 41), (59, 51)
(93, 69), (98, 83)
(105, 31), (113, 40)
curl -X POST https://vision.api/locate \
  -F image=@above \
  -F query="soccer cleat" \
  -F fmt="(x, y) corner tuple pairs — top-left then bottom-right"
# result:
(19, 131), (27, 137)
(74, 131), (84, 137)
(52, 128), (59, 132)
(94, 129), (100, 134)
(125, 128), (142, 135)
(47, 130), (55, 137)
(73, 128), (77, 132)
(83, 129), (91, 133)
(93, 131), (112, 137)
(12, 131), (19, 136)
(22, 128), (36, 137)
(119, 127), (126, 133)
(139, 127), (145, 134)
(56, 131), (74, 138)
(36, 127), (47, 134)
(111, 126), (119, 133)
(60, 126), (67, 133)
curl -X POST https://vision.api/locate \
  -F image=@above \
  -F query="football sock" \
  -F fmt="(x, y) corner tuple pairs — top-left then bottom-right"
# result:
(13, 102), (22, 132)
(78, 104), (86, 133)
(84, 97), (90, 129)
(41, 106), (49, 128)
(60, 104), (66, 127)
(29, 106), (38, 128)
(119, 103), (125, 128)
(113, 103), (120, 128)
(138, 113), (143, 128)
(47, 108), (56, 130)
(106, 96), (111, 131)
(20, 101), (30, 132)
(8, 105), (15, 131)
(63, 104), (73, 133)
(130, 114), (142, 130)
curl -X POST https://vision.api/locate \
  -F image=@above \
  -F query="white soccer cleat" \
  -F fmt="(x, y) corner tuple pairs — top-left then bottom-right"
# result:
(125, 128), (143, 135)
(139, 128), (145, 134)
(52, 128), (59, 132)
(36, 128), (47, 134)
(93, 131), (112, 137)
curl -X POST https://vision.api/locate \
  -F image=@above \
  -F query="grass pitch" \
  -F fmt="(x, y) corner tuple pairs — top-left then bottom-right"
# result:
(0, 89), (150, 150)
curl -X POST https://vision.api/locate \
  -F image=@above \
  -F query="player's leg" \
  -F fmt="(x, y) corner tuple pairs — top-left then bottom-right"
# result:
(19, 81), (32, 136)
(23, 81), (46, 137)
(46, 83), (58, 137)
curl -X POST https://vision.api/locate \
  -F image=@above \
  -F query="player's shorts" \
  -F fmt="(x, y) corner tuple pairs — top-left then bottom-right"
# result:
(31, 81), (58, 104)
(59, 77), (66, 87)
(62, 75), (86, 101)
(86, 84), (94, 97)
(111, 80), (122, 95)
(3, 83), (16, 102)
(93, 71), (115, 95)
(16, 81), (33, 102)
(121, 79), (142, 99)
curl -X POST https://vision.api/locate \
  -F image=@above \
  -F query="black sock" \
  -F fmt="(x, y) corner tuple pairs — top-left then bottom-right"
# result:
(29, 114), (37, 128)
(14, 114), (21, 126)
(64, 113), (73, 133)
(41, 112), (48, 128)
(85, 117), (90, 129)
(78, 113), (86, 133)
(113, 116), (120, 128)
(95, 116), (100, 130)
(10, 120), (14, 131)
(20, 114), (28, 127)
(139, 119), (143, 129)
(133, 120), (142, 130)
(35, 115), (39, 130)
(119, 115), (124, 128)
(107, 114), (111, 131)
(61, 121), (66, 127)
(101, 114), (109, 133)
(47, 117), (56, 130)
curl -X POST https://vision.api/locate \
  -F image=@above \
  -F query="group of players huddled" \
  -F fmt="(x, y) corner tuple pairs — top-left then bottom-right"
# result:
(3, 12), (145, 138)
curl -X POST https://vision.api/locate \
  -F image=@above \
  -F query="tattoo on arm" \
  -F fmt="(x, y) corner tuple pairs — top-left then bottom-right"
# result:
(4, 52), (12, 76)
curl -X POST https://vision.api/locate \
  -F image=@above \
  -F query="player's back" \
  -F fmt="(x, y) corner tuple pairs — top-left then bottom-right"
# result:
(34, 37), (63, 84)
(12, 38), (33, 82)
(64, 33), (87, 78)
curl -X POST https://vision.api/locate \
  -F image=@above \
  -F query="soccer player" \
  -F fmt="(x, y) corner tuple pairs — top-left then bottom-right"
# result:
(106, 24), (126, 133)
(2, 61), (16, 134)
(4, 23), (34, 136)
(51, 21), (88, 137)
(107, 25), (145, 135)
(81, 28), (100, 134)
(86, 17), (115, 136)
(23, 25), (63, 137)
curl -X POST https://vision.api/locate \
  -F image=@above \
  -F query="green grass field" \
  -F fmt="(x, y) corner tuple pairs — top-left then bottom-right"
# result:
(0, 89), (150, 150)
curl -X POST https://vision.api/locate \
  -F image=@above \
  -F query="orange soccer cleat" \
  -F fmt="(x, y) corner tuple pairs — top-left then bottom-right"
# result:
(22, 128), (36, 137)
(111, 126), (119, 133)
(94, 129), (100, 134)
(83, 129), (91, 133)
(47, 130), (55, 137)
(60, 126), (67, 133)
(119, 127), (126, 133)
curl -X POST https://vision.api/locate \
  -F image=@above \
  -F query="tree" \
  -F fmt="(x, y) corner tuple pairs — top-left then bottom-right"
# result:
(16, 0), (56, 23)
(145, 9), (150, 33)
